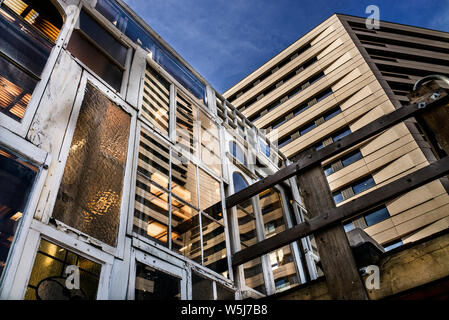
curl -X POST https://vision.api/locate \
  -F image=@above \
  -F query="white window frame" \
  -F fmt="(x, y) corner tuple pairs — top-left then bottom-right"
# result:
(0, 127), (50, 298)
(37, 72), (137, 259)
(0, 0), (74, 138)
(4, 220), (114, 300)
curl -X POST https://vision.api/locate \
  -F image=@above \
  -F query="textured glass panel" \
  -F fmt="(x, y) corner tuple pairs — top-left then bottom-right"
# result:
(202, 215), (227, 273)
(78, 10), (127, 66)
(200, 110), (221, 176)
(192, 272), (214, 300)
(95, 0), (206, 102)
(134, 177), (170, 246)
(142, 67), (171, 136)
(67, 31), (123, 92)
(26, 239), (100, 300)
(135, 262), (180, 300)
(0, 7), (52, 76)
(176, 92), (198, 157)
(137, 127), (170, 189)
(198, 169), (221, 212)
(53, 83), (131, 247)
(0, 146), (37, 279)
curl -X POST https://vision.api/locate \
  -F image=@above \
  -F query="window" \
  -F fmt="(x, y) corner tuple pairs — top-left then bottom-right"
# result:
(0, 146), (38, 279)
(332, 175), (376, 205)
(25, 239), (101, 300)
(141, 66), (171, 136)
(232, 172), (248, 193)
(344, 221), (355, 232)
(323, 149), (363, 176)
(52, 83), (131, 247)
(315, 127), (352, 151)
(200, 110), (222, 176)
(67, 10), (129, 92)
(192, 272), (214, 300)
(135, 262), (180, 300)
(229, 141), (247, 166)
(364, 206), (390, 227)
(176, 91), (199, 157)
(0, 0), (62, 122)
(259, 137), (271, 158)
(95, 0), (206, 103)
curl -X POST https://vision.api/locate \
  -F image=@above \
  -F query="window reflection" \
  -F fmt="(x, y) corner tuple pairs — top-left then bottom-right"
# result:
(202, 215), (227, 273)
(176, 92), (198, 157)
(0, 146), (38, 279)
(192, 272), (214, 300)
(135, 262), (181, 300)
(25, 239), (100, 300)
(200, 110), (221, 176)
(142, 67), (171, 136)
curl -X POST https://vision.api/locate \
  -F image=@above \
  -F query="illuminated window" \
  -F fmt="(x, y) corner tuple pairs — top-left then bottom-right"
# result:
(0, 146), (38, 279)
(25, 239), (101, 300)
(0, 0), (62, 121)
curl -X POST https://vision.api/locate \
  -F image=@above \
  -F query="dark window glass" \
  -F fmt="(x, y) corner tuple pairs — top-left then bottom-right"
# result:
(53, 83), (131, 247)
(135, 262), (181, 300)
(67, 31), (124, 92)
(192, 272), (214, 300)
(333, 128), (352, 142)
(341, 150), (363, 167)
(352, 176), (376, 195)
(316, 88), (333, 102)
(67, 10), (127, 92)
(216, 284), (235, 300)
(278, 136), (292, 148)
(25, 239), (100, 300)
(0, 146), (38, 279)
(299, 122), (316, 136)
(323, 107), (342, 121)
(293, 103), (309, 116)
(364, 206), (390, 227)
(232, 172), (248, 193)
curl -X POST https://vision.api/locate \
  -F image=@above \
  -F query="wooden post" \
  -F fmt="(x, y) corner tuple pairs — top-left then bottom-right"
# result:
(409, 82), (449, 155)
(295, 152), (368, 300)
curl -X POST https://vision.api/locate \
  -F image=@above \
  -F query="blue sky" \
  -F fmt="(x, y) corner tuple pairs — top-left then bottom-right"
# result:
(123, 0), (448, 93)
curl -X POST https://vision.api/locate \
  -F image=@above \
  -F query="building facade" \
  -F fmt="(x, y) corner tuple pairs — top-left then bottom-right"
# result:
(0, 0), (322, 300)
(224, 14), (449, 252)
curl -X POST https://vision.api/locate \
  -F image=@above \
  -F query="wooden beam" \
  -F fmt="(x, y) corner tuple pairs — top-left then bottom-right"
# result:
(203, 91), (449, 215)
(296, 159), (367, 299)
(231, 156), (449, 268)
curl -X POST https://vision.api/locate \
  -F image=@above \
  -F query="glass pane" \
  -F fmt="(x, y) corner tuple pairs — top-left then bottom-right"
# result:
(53, 83), (131, 247)
(202, 215), (227, 273)
(343, 221), (355, 232)
(142, 67), (171, 136)
(0, 7), (52, 76)
(95, 0), (206, 103)
(259, 188), (300, 293)
(171, 155), (198, 208)
(171, 199), (199, 261)
(137, 127), (170, 189)
(353, 176), (376, 195)
(198, 169), (221, 212)
(192, 272), (214, 300)
(135, 262), (180, 300)
(229, 141), (247, 166)
(134, 178), (170, 246)
(3, 0), (62, 42)
(0, 146), (38, 279)
(341, 150), (363, 167)
(200, 110), (221, 176)
(237, 199), (257, 248)
(78, 10), (127, 66)
(0, 55), (37, 121)
(243, 257), (266, 295)
(364, 206), (390, 227)
(216, 284), (235, 300)
(26, 239), (100, 300)
(175, 92), (198, 157)
(67, 31), (123, 92)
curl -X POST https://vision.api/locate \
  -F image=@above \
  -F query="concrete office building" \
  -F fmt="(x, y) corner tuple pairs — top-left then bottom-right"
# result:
(224, 14), (449, 252)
